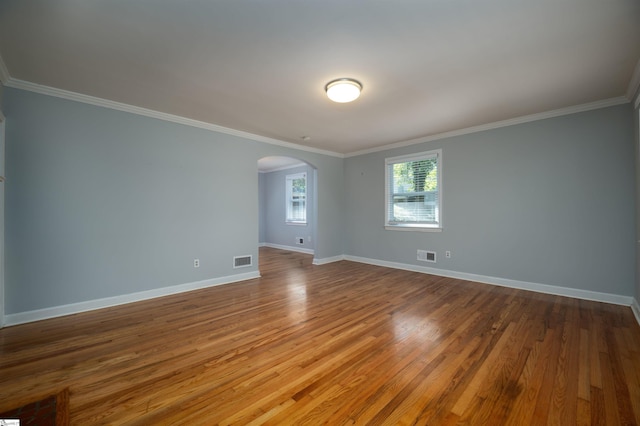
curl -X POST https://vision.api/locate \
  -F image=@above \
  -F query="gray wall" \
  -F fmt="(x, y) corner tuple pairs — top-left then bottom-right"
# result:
(3, 87), (344, 314)
(2, 84), (635, 318)
(0, 89), (4, 325)
(635, 102), (640, 303)
(345, 104), (636, 296)
(261, 164), (316, 251)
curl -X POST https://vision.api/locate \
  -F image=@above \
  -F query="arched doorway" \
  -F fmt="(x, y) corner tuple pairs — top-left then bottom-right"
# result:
(257, 156), (318, 260)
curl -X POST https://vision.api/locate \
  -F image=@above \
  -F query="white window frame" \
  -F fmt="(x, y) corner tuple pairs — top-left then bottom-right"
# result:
(285, 172), (307, 225)
(385, 149), (442, 232)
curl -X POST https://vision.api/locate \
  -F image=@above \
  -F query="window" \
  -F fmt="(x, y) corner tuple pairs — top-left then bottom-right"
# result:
(286, 172), (307, 224)
(385, 149), (442, 230)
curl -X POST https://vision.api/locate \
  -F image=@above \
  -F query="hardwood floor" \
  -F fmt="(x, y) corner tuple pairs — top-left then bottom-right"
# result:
(1, 247), (639, 425)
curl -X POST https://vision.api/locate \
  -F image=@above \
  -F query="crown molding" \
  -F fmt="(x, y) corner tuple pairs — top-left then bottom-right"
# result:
(4, 78), (344, 158)
(626, 58), (640, 108)
(345, 96), (630, 157)
(4, 74), (633, 159)
(0, 54), (9, 85)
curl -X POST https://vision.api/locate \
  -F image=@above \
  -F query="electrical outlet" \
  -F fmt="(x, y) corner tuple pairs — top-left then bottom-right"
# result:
(193, 259), (200, 268)
(445, 251), (451, 258)
(296, 237), (304, 245)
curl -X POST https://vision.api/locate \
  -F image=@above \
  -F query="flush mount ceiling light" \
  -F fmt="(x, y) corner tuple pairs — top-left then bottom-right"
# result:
(325, 78), (362, 103)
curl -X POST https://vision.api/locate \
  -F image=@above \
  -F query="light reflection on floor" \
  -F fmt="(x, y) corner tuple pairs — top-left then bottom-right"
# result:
(392, 312), (441, 343)
(286, 278), (308, 323)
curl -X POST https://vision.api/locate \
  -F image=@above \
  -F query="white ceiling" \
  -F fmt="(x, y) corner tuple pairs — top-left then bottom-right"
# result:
(0, 1), (639, 155)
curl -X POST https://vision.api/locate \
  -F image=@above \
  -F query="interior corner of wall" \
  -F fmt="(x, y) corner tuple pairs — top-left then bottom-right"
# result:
(632, 298), (640, 327)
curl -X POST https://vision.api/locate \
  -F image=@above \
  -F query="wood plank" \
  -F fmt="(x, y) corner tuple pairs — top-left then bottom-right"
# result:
(0, 246), (638, 425)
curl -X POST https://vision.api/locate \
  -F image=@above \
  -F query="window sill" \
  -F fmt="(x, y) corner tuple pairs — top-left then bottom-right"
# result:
(286, 222), (307, 226)
(385, 225), (442, 232)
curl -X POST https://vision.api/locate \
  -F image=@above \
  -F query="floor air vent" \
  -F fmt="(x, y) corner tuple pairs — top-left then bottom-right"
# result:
(234, 255), (252, 268)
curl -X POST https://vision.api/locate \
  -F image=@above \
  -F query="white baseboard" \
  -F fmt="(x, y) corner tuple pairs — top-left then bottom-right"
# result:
(631, 298), (640, 326)
(263, 243), (314, 255)
(344, 255), (635, 307)
(5, 255), (638, 327)
(3, 271), (260, 327)
(312, 255), (345, 265)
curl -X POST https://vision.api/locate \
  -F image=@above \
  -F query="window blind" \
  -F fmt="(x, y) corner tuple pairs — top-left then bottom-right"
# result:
(385, 150), (441, 228)
(286, 172), (307, 224)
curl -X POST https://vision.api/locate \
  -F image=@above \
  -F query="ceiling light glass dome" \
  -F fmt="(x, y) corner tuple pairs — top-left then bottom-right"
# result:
(325, 78), (362, 103)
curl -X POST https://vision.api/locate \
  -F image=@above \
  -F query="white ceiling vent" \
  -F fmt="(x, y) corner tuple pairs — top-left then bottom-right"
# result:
(234, 255), (252, 268)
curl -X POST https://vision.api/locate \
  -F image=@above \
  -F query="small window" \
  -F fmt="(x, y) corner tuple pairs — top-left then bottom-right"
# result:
(385, 149), (442, 230)
(286, 172), (307, 224)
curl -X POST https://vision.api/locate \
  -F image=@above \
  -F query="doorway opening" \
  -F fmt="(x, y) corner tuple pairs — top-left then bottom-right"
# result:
(257, 156), (318, 269)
